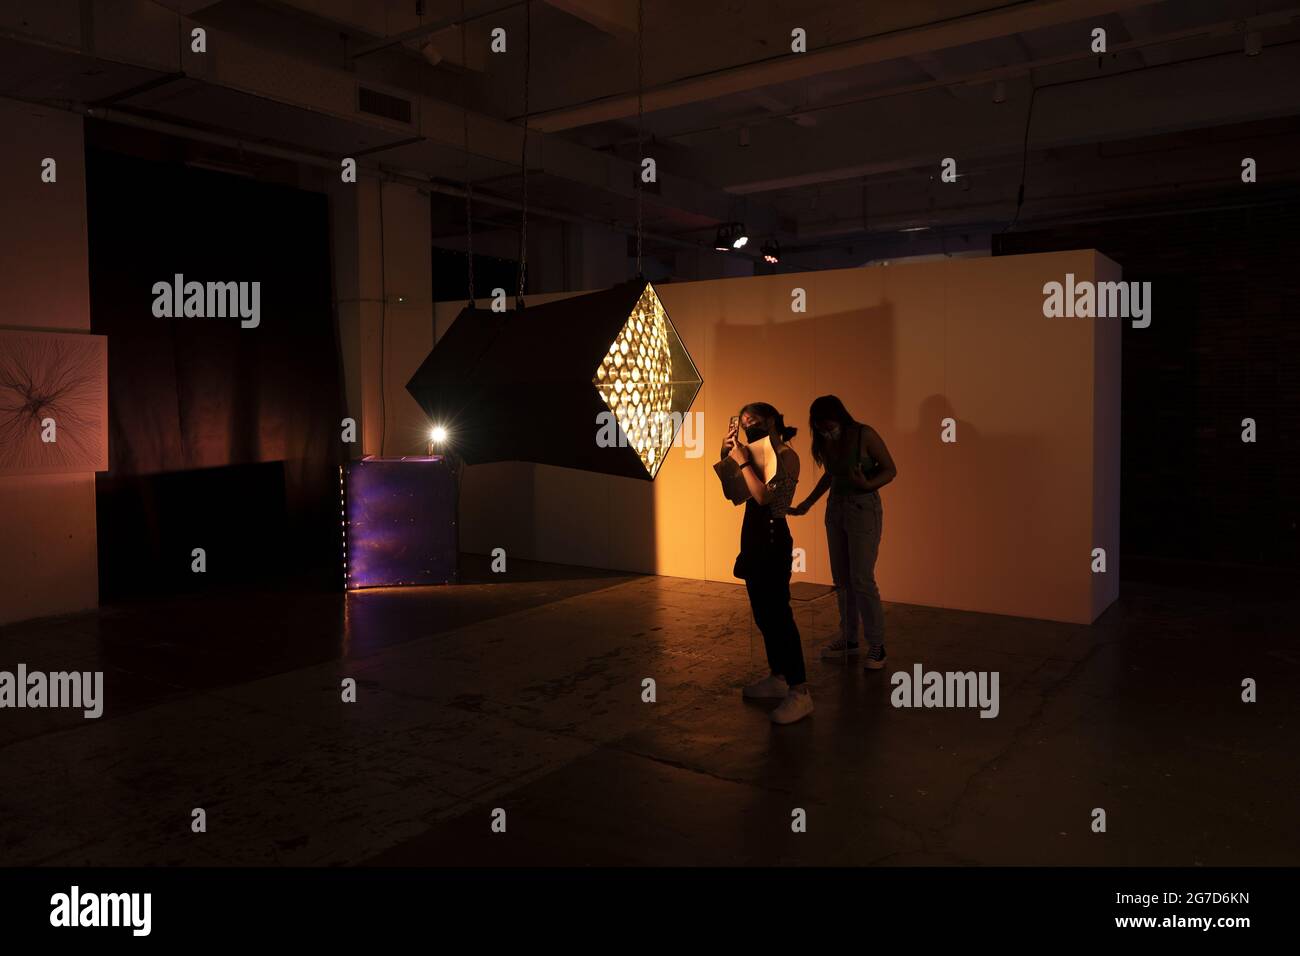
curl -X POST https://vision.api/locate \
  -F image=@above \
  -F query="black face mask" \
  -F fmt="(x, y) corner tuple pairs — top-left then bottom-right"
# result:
(745, 424), (769, 442)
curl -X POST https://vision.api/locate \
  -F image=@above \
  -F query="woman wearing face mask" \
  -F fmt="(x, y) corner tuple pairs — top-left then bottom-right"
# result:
(788, 395), (897, 671)
(722, 402), (811, 724)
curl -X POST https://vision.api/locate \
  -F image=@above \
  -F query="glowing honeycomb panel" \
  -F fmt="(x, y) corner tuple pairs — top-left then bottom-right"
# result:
(592, 282), (699, 478)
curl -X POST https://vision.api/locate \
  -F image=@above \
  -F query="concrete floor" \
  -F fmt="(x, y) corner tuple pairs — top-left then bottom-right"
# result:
(1, 556), (1296, 867)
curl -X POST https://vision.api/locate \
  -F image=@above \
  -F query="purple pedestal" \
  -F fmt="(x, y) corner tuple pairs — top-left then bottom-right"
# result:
(341, 456), (458, 589)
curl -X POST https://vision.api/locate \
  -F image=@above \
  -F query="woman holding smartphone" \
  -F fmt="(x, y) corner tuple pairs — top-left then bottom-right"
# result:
(788, 395), (897, 671)
(723, 402), (811, 725)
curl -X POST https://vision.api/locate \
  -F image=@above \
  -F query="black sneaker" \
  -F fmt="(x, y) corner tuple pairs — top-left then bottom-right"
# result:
(863, 644), (887, 671)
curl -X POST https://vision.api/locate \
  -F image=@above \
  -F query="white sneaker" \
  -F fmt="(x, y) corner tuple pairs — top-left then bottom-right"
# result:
(770, 687), (814, 724)
(820, 638), (860, 660)
(743, 674), (789, 699)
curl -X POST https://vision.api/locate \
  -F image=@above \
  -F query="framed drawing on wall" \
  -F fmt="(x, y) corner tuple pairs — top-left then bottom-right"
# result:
(0, 329), (108, 476)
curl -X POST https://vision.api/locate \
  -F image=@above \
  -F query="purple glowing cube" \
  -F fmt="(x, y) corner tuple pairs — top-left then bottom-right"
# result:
(341, 456), (457, 589)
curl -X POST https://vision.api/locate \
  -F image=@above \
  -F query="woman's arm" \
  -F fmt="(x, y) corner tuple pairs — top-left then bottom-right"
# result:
(790, 471), (831, 515)
(733, 443), (770, 503)
(729, 444), (799, 505)
(851, 425), (898, 491)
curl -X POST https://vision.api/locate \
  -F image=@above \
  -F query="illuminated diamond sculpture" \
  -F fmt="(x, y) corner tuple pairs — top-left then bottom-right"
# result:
(406, 278), (701, 481)
(593, 283), (699, 478)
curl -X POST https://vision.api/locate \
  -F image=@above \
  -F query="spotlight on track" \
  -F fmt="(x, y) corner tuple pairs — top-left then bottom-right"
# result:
(761, 239), (780, 265)
(1245, 31), (1262, 56)
(714, 222), (750, 252)
(430, 425), (449, 444)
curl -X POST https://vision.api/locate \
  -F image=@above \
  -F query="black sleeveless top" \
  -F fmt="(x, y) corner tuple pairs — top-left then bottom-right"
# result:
(735, 452), (797, 579)
(824, 422), (877, 496)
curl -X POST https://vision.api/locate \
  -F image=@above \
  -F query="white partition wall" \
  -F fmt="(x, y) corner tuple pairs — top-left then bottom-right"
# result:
(374, 250), (1122, 625)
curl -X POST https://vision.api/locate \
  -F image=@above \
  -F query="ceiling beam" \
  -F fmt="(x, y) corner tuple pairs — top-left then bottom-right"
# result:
(675, 8), (1300, 196)
(348, 0), (524, 61)
(1, 0), (778, 238)
(526, 0), (1156, 131)
(541, 0), (637, 39)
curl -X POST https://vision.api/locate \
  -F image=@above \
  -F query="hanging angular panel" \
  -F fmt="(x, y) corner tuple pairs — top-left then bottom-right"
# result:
(406, 279), (700, 480)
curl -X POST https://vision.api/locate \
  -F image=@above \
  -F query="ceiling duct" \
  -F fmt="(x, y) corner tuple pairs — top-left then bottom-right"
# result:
(357, 85), (414, 126)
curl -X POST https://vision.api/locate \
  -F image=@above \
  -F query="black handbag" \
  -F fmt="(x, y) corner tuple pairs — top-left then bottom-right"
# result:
(732, 551), (749, 579)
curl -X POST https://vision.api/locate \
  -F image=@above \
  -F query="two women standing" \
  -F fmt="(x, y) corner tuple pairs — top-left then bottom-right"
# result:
(728, 396), (897, 726)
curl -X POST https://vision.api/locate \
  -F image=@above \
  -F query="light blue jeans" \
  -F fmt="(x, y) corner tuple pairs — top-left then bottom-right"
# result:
(825, 491), (885, 647)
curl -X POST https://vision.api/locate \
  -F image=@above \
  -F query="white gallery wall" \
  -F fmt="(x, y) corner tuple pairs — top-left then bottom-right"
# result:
(372, 250), (1121, 626)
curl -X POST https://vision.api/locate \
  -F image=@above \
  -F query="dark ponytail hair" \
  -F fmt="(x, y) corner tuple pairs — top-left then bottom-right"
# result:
(740, 402), (798, 442)
(808, 394), (856, 468)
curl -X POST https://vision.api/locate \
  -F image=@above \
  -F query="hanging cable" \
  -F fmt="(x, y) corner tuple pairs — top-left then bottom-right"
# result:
(460, 0), (474, 307)
(635, 0), (645, 278)
(1006, 80), (1039, 232)
(515, 0), (531, 309)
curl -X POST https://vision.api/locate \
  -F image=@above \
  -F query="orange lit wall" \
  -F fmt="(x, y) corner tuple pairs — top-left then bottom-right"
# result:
(377, 250), (1121, 625)
(0, 100), (99, 626)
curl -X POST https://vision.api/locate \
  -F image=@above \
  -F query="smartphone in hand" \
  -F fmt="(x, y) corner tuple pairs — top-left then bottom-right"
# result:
(723, 415), (740, 456)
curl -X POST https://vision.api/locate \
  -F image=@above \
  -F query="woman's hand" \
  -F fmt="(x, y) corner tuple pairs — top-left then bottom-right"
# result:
(728, 440), (751, 466)
(722, 421), (739, 454)
(849, 462), (871, 490)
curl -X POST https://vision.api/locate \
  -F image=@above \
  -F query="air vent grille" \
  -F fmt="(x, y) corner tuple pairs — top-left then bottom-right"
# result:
(358, 86), (413, 125)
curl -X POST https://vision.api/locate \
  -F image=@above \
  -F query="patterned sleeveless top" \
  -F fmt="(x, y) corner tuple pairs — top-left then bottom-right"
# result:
(765, 450), (799, 516)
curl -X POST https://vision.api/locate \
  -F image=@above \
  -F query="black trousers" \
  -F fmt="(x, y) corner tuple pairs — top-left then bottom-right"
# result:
(745, 568), (806, 686)
(737, 502), (805, 686)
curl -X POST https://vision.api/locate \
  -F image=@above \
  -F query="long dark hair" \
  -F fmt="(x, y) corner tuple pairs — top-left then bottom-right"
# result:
(740, 402), (798, 443)
(809, 394), (857, 468)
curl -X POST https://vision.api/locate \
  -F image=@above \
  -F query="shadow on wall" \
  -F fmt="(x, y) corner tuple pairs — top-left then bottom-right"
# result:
(900, 395), (1056, 617)
(809, 302), (898, 427)
(713, 302), (895, 585)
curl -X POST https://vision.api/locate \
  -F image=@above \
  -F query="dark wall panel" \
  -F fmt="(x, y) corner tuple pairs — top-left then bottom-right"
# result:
(87, 147), (345, 600)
